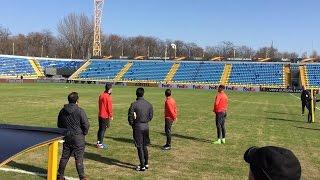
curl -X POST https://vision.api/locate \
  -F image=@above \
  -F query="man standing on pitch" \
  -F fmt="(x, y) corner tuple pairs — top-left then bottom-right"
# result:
(300, 86), (308, 115)
(163, 89), (177, 150)
(57, 92), (90, 180)
(128, 87), (153, 171)
(97, 83), (113, 149)
(213, 85), (228, 144)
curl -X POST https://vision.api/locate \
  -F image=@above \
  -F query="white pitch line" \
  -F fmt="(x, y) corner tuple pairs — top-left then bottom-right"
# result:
(0, 167), (78, 180)
(289, 93), (320, 111)
(229, 99), (299, 107)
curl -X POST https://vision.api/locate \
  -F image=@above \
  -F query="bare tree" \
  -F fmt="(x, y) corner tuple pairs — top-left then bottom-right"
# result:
(310, 50), (319, 59)
(57, 13), (94, 59)
(236, 45), (255, 59)
(256, 46), (278, 59)
(0, 25), (11, 54)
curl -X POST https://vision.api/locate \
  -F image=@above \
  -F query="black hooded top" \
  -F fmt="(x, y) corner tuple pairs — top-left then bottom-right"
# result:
(57, 103), (90, 141)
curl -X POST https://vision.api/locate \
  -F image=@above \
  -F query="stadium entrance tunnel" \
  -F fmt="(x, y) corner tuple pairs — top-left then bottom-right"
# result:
(0, 124), (67, 180)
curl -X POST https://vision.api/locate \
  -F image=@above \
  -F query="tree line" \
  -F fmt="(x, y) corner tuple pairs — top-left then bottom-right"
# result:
(0, 13), (317, 60)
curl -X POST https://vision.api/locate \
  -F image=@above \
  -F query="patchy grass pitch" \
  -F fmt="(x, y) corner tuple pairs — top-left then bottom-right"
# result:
(0, 83), (319, 179)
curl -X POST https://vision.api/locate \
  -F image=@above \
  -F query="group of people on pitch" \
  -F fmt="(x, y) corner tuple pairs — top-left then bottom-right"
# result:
(56, 83), (301, 180)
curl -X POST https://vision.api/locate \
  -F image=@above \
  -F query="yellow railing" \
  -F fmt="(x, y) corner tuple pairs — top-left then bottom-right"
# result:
(220, 64), (232, 85)
(29, 59), (44, 77)
(164, 62), (181, 83)
(69, 60), (92, 80)
(284, 65), (291, 87)
(113, 62), (133, 82)
(299, 65), (307, 87)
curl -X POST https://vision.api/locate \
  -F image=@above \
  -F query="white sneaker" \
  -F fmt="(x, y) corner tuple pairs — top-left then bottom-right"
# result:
(135, 165), (146, 171)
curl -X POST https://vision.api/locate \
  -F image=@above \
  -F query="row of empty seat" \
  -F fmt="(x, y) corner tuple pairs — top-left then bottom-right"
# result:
(123, 61), (173, 82)
(173, 62), (224, 84)
(228, 63), (285, 86)
(1, 55), (307, 88)
(38, 59), (82, 70)
(0, 57), (36, 76)
(76, 60), (286, 87)
(79, 60), (127, 80)
(305, 64), (320, 87)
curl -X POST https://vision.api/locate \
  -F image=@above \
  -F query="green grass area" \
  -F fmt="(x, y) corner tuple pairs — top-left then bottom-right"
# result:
(0, 83), (319, 179)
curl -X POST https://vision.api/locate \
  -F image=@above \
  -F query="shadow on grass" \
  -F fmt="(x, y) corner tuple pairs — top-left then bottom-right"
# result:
(264, 111), (298, 116)
(266, 117), (305, 123)
(85, 142), (97, 148)
(106, 136), (134, 144)
(84, 152), (135, 170)
(7, 161), (46, 179)
(156, 131), (211, 143)
(105, 136), (163, 149)
(294, 126), (320, 131)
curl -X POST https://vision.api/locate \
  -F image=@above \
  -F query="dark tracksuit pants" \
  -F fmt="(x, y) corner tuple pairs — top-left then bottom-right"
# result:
(58, 136), (85, 179)
(133, 123), (150, 167)
(307, 104), (314, 123)
(97, 117), (110, 143)
(215, 112), (226, 139)
(165, 119), (173, 146)
(301, 100), (306, 114)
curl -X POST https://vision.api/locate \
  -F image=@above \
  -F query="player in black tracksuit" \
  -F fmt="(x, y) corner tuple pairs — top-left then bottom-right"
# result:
(300, 86), (308, 115)
(128, 88), (153, 171)
(57, 92), (90, 180)
(306, 90), (320, 123)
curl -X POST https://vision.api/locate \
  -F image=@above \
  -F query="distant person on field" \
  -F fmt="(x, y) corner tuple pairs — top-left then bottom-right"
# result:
(162, 89), (178, 150)
(244, 146), (301, 180)
(300, 86), (308, 115)
(128, 87), (153, 171)
(96, 83), (113, 149)
(57, 92), (90, 180)
(212, 85), (228, 144)
(306, 89), (320, 123)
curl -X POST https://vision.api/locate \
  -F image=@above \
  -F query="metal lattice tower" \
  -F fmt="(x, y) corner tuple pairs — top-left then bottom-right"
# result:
(93, 0), (104, 57)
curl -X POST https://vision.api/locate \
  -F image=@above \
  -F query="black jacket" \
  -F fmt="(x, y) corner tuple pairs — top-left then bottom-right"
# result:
(128, 97), (153, 127)
(301, 90), (308, 101)
(58, 103), (90, 147)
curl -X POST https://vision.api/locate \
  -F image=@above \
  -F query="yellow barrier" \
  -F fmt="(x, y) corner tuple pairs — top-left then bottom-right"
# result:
(47, 141), (59, 180)
(311, 89), (315, 123)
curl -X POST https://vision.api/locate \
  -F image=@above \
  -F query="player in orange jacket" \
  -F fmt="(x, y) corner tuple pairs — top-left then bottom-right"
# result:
(96, 83), (113, 149)
(163, 89), (178, 150)
(213, 85), (228, 144)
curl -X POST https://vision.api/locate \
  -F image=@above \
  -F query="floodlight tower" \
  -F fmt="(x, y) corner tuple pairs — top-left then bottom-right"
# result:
(93, 0), (104, 58)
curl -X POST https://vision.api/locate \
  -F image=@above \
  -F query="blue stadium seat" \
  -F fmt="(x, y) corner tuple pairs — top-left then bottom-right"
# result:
(38, 59), (82, 70)
(228, 63), (284, 86)
(0, 56), (36, 76)
(305, 64), (320, 87)
(123, 61), (173, 81)
(78, 60), (127, 80)
(173, 62), (224, 84)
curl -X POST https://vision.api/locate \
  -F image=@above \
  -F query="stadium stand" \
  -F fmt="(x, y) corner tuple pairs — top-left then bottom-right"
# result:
(305, 64), (320, 87)
(227, 63), (285, 87)
(37, 59), (82, 70)
(0, 55), (294, 88)
(172, 62), (225, 84)
(78, 60), (127, 80)
(122, 61), (174, 82)
(0, 56), (36, 77)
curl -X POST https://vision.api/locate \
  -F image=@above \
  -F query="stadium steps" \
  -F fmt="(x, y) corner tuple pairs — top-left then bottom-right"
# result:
(299, 65), (307, 87)
(220, 64), (232, 85)
(165, 62), (181, 83)
(284, 65), (291, 87)
(134, 56), (145, 60)
(174, 56), (187, 61)
(28, 58), (45, 77)
(69, 60), (92, 80)
(114, 61), (133, 81)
